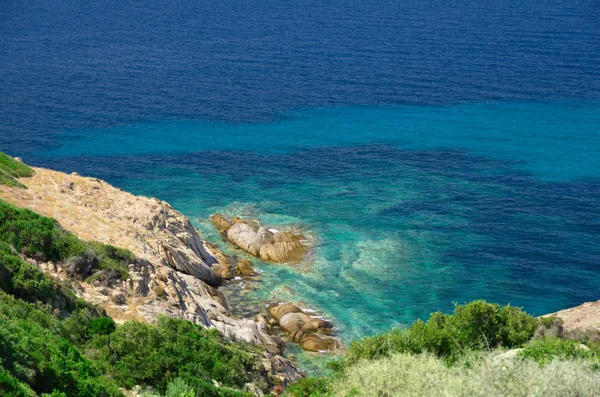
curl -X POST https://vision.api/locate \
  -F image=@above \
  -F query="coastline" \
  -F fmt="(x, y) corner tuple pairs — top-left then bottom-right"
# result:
(0, 163), (304, 386)
(1, 159), (598, 377)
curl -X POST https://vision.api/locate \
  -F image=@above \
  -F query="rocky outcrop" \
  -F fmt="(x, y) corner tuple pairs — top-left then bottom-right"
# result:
(211, 214), (307, 263)
(211, 213), (234, 234)
(204, 242), (235, 280)
(544, 300), (600, 331)
(268, 303), (342, 352)
(0, 165), (301, 387)
(236, 258), (257, 277)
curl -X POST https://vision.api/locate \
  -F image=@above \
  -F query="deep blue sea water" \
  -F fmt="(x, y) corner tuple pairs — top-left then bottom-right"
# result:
(2, 0), (600, 364)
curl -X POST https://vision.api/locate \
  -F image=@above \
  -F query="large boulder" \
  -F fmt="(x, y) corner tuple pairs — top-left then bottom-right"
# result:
(204, 243), (234, 280)
(268, 303), (340, 352)
(220, 217), (307, 263)
(227, 222), (264, 257)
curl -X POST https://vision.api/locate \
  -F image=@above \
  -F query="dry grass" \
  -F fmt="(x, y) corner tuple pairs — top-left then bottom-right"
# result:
(329, 351), (600, 397)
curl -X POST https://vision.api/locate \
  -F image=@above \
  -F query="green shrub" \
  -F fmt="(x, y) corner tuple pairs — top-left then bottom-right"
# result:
(89, 317), (117, 337)
(520, 336), (600, 365)
(0, 365), (37, 397)
(341, 300), (538, 367)
(0, 307), (123, 397)
(0, 241), (79, 310)
(92, 316), (262, 394)
(88, 242), (134, 281)
(0, 199), (132, 282)
(0, 153), (34, 189)
(165, 378), (195, 397)
(64, 249), (101, 279)
(284, 377), (330, 397)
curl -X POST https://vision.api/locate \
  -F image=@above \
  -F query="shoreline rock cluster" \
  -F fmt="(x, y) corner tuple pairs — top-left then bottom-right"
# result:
(211, 214), (307, 263)
(268, 303), (343, 352)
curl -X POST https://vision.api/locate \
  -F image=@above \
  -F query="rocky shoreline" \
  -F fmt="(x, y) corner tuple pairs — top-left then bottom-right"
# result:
(0, 162), (348, 392)
(1, 159), (597, 395)
(0, 165), (308, 389)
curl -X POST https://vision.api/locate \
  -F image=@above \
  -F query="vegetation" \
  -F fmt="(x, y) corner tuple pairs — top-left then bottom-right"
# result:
(0, 153), (34, 188)
(323, 352), (600, 397)
(89, 318), (258, 397)
(284, 301), (600, 396)
(339, 300), (538, 367)
(0, 291), (122, 396)
(0, 200), (133, 283)
(0, 202), (264, 396)
(520, 336), (600, 365)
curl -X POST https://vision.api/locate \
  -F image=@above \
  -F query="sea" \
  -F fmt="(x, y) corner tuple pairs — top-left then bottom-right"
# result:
(1, 0), (599, 368)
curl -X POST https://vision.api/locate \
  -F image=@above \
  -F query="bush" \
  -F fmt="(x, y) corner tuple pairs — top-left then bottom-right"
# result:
(0, 241), (78, 310)
(284, 377), (330, 397)
(0, 199), (132, 282)
(165, 378), (194, 397)
(0, 365), (37, 397)
(64, 249), (101, 279)
(0, 153), (34, 189)
(153, 286), (167, 299)
(520, 337), (600, 365)
(88, 317), (117, 337)
(341, 300), (538, 367)
(0, 302), (123, 397)
(92, 316), (262, 394)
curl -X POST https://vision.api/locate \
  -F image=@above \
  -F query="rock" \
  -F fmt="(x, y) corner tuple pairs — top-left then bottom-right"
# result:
(128, 276), (147, 295)
(210, 214), (233, 234)
(243, 383), (264, 397)
(298, 334), (329, 352)
(578, 343), (591, 351)
(110, 292), (127, 305)
(227, 222), (263, 256)
(543, 300), (600, 331)
(236, 259), (257, 277)
(159, 242), (222, 286)
(493, 348), (523, 363)
(204, 243), (234, 280)
(225, 219), (307, 263)
(14, 157), (24, 163)
(259, 231), (306, 263)
(268, 303), (340, 352)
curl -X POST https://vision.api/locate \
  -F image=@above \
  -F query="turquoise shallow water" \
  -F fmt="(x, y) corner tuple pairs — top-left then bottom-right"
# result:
(24, 102), (600, 354)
